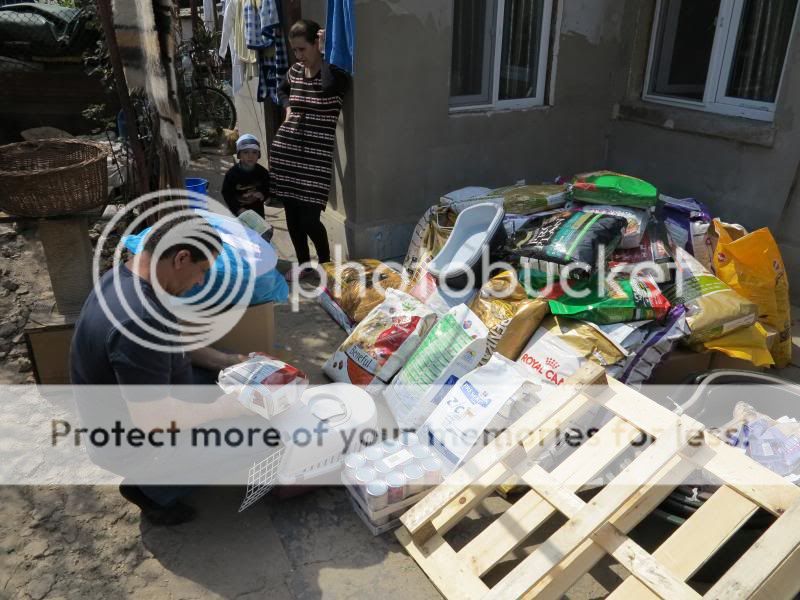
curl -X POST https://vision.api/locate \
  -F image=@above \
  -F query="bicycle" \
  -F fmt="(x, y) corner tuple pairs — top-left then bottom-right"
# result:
(178, 29), (237, 133)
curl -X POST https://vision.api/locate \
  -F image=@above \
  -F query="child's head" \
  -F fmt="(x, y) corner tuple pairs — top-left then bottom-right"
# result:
(236, 134), (261, 171)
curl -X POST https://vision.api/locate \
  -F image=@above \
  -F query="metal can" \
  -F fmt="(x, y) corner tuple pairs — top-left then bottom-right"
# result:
(365, 480), (389, 513)
(421, 457), (443, 486)
(362, 445), (384, 464)
(381, 439), (402, 455)
(353, 467), (377, 495)
(404, 463), (426, 496)
(373, 458), (393, 478)
(343, 453), (366, 482)
(399, 431), (420, 447)
(385, 471), (407, 505)
(410, 445), (432, 461)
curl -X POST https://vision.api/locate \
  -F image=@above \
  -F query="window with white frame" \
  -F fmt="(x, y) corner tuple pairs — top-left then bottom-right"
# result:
(644, 0), (799, 122)
(450, 0), (555, 110)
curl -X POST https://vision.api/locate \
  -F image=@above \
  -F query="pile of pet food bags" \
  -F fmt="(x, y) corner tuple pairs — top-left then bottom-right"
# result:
(316, 170), (792, 479)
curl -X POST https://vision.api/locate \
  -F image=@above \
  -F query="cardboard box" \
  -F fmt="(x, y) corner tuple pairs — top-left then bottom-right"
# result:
(24, 302), (277, 385)
(212, 302), (276, 356)
(25, 318), (75, 385)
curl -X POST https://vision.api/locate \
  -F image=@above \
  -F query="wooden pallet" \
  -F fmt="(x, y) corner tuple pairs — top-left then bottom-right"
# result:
(397, 364), (800, 599)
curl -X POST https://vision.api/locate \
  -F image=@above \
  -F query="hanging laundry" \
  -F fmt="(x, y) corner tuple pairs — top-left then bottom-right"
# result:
(256, 0), (289, 103)
(244, 0), (268, 49)
(219, 0), (258, 94)
(325, 0), (354, 73)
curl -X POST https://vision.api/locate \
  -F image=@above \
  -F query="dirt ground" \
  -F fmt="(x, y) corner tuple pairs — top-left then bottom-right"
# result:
(0, 153), (448, 600)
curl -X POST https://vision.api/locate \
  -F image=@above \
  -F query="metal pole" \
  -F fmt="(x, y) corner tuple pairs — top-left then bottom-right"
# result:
(95, 0), (151, 197)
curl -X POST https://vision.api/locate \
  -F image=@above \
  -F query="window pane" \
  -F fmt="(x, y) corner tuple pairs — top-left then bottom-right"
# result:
(450, 0), (490, 98)
(499, 0), (546, 100)
(649, 0), (720, 101)
(726, 0), (799, 102)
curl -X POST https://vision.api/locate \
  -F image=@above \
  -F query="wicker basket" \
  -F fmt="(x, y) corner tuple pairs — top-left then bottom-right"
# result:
(0, 139), (109, 218)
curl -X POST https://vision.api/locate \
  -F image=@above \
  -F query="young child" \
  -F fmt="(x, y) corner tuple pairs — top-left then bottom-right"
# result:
(221, 134), (270, 218)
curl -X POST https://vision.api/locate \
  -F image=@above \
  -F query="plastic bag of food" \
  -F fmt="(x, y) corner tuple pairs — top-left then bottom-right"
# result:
(517, 316), (626, 388)
(469, 271), (548, 364)
(323, 289), (437, 386)
(384, 304), (488, 430)
(507, 210), (628, 278)
(419, 354), (540, 475)
(518, 268), (574, 300)
(479, 184), (568, 215)
(607, 220), (672, 283)
(318, 260), (404, 328)
(695, 322), (774, 367)
(571, 171), (658, 208)
(664, 248), (758, 344)
(548, 275), (671, 324)
(611, 306), (690, 388)
(218, 353), (309, 420)
(712, 221), (791, 368)
(403, 206), (457, 272)
(439, 186), (493, 211)
(574, 204), (650, 249)
(660, 195), (713, 270)
(725, 402), (800, 476)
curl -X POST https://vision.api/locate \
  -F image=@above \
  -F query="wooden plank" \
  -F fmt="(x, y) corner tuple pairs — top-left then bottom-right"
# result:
(414, 370), (612, 543)
(750, 544), (800, 600)
(400, 363), (607, 541)
(419, 462), (512, 542)
(705, 498), (800, 599)
(522, 456), (695, 600)
(602, 377), (800, 514)
(520, 464), (700, 600)
(485, 418), (701, 599)
(607, 485), (757, 600)
(395, 526), (488, 600)
(460, 416), (641, 577)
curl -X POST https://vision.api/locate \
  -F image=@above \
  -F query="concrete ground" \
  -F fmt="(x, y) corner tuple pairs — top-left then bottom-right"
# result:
(3, 152), (800, 599)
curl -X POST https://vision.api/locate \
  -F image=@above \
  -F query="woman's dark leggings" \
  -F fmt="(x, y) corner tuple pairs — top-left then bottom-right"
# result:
(283, 199), (331, 265)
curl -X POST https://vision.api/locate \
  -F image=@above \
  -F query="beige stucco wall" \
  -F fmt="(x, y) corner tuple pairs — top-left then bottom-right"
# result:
(606, 0), (800, 299)
(304, 0), (800, 280)
(311, 0), (630, 259)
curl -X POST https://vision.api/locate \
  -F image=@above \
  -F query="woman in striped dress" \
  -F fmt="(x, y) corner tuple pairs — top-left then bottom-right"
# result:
(272, 20), (350, 280)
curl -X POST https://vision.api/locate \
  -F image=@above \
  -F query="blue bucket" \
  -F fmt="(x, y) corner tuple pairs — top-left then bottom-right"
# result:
(185, 178), (209, 210)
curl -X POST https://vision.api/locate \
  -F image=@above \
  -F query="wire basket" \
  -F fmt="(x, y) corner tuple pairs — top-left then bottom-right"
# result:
(0, 138), (109, 217)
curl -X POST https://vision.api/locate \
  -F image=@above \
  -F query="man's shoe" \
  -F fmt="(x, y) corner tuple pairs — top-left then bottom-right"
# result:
(119, 484), (197, 526)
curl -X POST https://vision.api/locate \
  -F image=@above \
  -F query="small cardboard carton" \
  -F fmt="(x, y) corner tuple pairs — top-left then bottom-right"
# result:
(212, 302), (276, 356)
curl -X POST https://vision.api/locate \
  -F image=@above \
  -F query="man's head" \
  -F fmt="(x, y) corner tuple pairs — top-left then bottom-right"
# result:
(236, 134), (261, 171)
(289, 19), (323, 67)
(142, 214), (222, 296)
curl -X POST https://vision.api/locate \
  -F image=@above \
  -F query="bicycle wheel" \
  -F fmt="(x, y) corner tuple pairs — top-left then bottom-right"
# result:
(194, 86), (237, 131)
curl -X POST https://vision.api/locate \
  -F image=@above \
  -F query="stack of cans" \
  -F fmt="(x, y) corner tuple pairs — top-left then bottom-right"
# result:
(344, 434), (443, 522)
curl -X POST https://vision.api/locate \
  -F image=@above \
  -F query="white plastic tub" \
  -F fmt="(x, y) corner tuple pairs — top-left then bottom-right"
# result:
(427, 202), (506, 289)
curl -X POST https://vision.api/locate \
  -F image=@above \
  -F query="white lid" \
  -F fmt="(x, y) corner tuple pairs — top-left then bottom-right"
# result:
(310, 397), (345, 421)
(366, 481), (388, 496)
(404, 464), (424, 481)
(354, 467), (376, 484)
(386, 472), (406, 487)
(363, 446), (384, 461)
(344, 453), (366, 469)
(422, 456), (443, 471)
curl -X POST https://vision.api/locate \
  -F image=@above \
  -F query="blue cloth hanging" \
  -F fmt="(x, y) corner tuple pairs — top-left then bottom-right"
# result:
(325, 0), (354, 74)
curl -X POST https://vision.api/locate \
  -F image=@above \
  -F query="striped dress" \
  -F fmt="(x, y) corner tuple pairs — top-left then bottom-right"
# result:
(270, 62), (349, 208)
